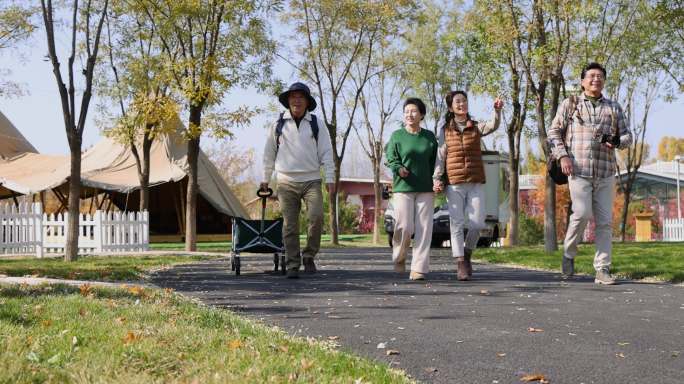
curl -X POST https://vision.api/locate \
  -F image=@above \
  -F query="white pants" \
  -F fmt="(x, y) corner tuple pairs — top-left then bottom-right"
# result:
(564, 175), (615, 271)
(392, 192), (434, 274)
(446, 183), (485, 257)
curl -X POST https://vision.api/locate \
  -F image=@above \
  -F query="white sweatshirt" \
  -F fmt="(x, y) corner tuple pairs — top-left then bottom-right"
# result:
(262, 110), (335, 184)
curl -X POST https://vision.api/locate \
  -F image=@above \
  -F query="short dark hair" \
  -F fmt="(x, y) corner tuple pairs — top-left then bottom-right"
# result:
(403, 97), (427, 120)
(581, 62), (607, 79)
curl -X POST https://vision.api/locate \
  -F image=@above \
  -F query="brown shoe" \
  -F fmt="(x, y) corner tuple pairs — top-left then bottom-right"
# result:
(464, 248), (473, 277)
(303, 258), (317, 274)
(409, 271), (425, 280)
(394, 260), (406, 273)
(456, 257), (470, 281)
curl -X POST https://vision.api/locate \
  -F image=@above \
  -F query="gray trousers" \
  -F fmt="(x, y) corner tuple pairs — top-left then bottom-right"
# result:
(564, 175), (615, 271)
(445, 183), (486, 257)
(277, 180), (324, 270)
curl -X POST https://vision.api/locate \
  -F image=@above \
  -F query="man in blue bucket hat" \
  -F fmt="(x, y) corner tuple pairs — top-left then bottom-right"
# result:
(261, 82), (335, 278)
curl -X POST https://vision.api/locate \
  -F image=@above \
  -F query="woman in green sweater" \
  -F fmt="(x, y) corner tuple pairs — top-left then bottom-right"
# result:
(385, 98), (438, 280)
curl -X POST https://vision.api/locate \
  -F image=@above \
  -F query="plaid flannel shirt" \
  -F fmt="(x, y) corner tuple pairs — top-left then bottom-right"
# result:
(547, 94), (632, 179)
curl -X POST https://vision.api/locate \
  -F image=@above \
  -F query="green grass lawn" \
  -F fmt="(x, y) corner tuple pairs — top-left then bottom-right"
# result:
(476, 242), (684, 283)
(0, 284), (411, 383)
(0, 255), (222, 282)
(150, 233), (381, 252)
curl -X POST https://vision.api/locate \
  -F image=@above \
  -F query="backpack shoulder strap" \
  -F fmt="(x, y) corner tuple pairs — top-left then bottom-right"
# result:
(562, 95), (578, 141)
(309, 113), (319, 144)
(275, 112), (286, 154)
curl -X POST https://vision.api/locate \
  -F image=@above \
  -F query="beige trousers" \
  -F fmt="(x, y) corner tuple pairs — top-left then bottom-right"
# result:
(277, 180), (324, 270)
(564, 175), (615, 271)
(392, 192), (434, 274)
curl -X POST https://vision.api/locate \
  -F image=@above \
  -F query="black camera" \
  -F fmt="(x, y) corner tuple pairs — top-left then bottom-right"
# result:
(600, 134), (620, 146)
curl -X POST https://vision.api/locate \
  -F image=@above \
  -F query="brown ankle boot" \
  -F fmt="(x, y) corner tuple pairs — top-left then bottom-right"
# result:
(464, 248), (473, 277)
(456, 257), (469, 281)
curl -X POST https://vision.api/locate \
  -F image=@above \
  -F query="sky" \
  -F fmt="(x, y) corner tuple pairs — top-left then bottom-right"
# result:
(1, 23), (683, 178)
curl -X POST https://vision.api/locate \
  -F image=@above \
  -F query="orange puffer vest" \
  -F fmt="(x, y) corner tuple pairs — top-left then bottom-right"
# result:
(444, 119), (485, 184)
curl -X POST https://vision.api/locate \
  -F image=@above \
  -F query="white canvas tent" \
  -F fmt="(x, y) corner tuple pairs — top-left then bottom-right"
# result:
(0, 113), (248, 235)
(0, 111), (38, 159)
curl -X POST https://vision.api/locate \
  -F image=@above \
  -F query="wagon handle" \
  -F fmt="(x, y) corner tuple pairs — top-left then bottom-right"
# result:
(257, 188), (273, 198)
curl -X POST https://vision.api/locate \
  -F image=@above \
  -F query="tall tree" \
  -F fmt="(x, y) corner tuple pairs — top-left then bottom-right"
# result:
(137, 0), (274, 250)
(657, 137), (684, 161)
(283, 0), (414, 244)
(40, 0), (109, 261)
(402, 2), (467, 134)
(505, 0), (575, 252)
(465, 1), (531, 246)
(101, 2), (177, 212)
(352, 44), (407, 244)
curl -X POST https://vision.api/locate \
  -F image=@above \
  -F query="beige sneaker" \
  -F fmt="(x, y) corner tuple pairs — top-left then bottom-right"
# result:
(409, 271), (425, 280)
(594, 268), (617, 285)
(394, 260), (406, 273)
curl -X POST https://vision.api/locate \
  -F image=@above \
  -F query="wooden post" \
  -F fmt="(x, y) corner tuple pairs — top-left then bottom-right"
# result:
(634, 211), (654, 242)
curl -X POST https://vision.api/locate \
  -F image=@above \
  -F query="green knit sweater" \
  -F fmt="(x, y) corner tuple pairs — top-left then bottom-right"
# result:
(384, 127), (437, 193)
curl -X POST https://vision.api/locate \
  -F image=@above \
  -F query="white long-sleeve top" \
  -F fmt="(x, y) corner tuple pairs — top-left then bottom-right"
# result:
(262, 110), (335, 184)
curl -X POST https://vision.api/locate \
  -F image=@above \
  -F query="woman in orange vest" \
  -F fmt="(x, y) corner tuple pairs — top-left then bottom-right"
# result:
(432, 91), (503, 281)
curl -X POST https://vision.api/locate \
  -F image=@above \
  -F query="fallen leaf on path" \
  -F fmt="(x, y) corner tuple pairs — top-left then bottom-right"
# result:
(520, 373), (549, 383)
(496, 352), (506, 357)
(616, 353), (625, 358)
(480, 289), (490, 295)
(424, 367), (438, 373)
(386, 349), (400, 356)
(672, 351), (680, 358)
(327, 335), (340, 340)
(376, 342), (386, 349)
(527, 327), (544, 333)
(617, 342), (630, 346)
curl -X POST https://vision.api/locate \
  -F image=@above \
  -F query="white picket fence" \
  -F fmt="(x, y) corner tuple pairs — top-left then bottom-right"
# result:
(663, 218), (684, 241)
(0, 203), (149, 257)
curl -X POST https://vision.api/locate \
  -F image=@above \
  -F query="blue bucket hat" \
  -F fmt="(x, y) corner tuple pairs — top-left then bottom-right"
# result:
(278, 82), (317, 112)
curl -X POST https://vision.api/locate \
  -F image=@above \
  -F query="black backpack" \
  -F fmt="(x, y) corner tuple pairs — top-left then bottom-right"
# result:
(275, 112), (319, 155)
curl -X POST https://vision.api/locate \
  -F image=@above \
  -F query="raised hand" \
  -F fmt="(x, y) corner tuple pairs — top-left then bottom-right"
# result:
(493, 97), (504, 110)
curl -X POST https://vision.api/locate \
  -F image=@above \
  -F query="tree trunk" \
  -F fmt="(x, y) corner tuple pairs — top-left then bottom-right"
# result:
(328, 166), (341, 244)
(544, 176), (558, 252)
(185, 106), (202, 251)
(139, 132), (153, 212)
(372, 154), (382, 245)
(620, 183), (632, 242)
(508, 162), (520, 246)
(65, 142), (82, 261)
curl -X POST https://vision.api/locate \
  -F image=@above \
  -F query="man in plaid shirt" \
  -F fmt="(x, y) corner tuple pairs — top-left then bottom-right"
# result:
(548, 62), (632, 285)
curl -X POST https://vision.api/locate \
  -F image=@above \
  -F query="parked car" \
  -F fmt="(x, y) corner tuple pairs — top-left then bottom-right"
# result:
(383, 151), (507, 248)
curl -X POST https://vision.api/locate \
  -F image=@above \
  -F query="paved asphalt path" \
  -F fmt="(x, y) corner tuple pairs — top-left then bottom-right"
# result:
(150, 248), (684, 383)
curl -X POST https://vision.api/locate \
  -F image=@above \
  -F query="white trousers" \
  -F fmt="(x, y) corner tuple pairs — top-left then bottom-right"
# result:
(446, 183), (486, 257)
(564, 175), (615, 271)
(392, 192), (434, 274)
